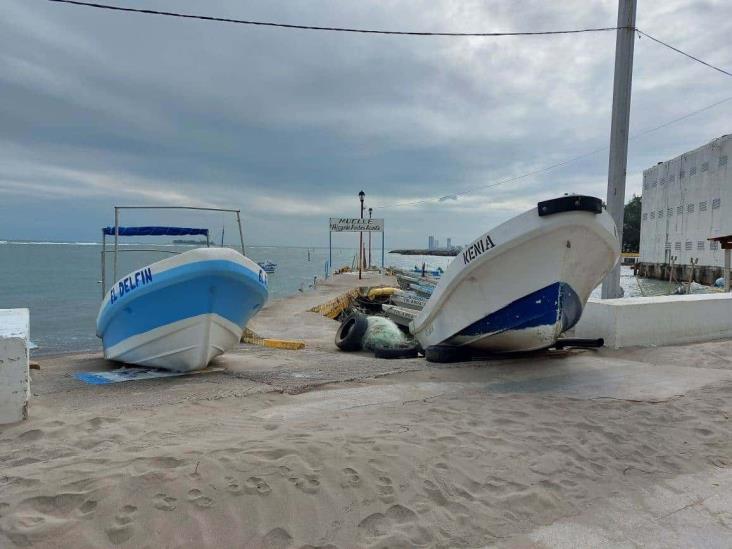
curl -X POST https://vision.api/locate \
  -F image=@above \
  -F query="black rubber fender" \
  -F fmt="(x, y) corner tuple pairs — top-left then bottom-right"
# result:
(335, 312), (369, 351)
(424, 344), (471, 363)
(373, 345), (420, 359)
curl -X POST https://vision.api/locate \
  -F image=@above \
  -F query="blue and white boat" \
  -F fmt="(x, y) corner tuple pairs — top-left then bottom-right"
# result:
(257, 260), (277, 274)
(96, 212), (268, 371)
(411, 196), (620, 353)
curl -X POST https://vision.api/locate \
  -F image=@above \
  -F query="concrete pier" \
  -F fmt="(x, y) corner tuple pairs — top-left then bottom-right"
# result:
(636, 261), (723, 286)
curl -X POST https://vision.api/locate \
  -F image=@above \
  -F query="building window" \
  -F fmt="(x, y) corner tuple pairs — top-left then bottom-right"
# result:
(665, 242), (672, 250)
(685, 241), (692, 251)
(643, 181), (648, 190)
(658, 209), (663, 218)
(675, 242), (681, 251)
(687, 203), (695, 213)
(713, 198), (721, 209)
(677, 205), (683, 215)
(721, 155), (728, 167)
(699, 201), (707, 212)
(642, 213), (648, 221)
(650, 211), (655, 219)
(680, 169), (686, 179)
(697, 241), (705, 251)
(711, 241), (719, 250)
(690, 166), (697, 176)
(701, 161), (709, 172)
(669, 174), (675, 182)
(659, 178), (665, 186)
(667, 208), (673, 217)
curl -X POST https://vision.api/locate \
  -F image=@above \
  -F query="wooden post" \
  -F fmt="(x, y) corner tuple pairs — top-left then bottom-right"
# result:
(725, 248), (731, 292)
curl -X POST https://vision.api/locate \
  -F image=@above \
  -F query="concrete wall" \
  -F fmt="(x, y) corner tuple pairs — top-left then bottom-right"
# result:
(0, 309), (30, 424)
(640, 134), (731, 266)
(575, 294), (732, 349)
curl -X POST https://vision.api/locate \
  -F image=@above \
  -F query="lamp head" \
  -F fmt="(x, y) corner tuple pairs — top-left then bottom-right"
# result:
(359, 190), (365, 203)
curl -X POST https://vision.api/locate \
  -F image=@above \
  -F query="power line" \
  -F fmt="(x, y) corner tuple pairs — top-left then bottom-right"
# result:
(636, 29), (732, 78)
(378, 94), (732, 208)
(46, 0), (623, 37)
(45, 2), (731, 79)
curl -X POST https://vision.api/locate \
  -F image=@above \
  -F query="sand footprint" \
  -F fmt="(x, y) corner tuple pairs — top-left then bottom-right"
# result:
(153, 493), (177, 511)
(358, 505), (430, 546)
(225, 476), (243, 495)
(422, 480), (448, 506)
(375, 476), (395, 503)
(287, 475), (320, 494)
(280, 466), (320, 494)
(77, 499), (98, 518)
(187, 489), (214, 508)
(106, 504), (137, 545)
(261, 527), (293, 549)
(244, 477), (272, 496)
(341, 467), (361, 488)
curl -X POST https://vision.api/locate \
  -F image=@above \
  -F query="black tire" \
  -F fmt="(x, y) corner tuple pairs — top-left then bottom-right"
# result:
(553, 338), (604, 349)
(335, 313), (369, 351)
(373, 345), (420, 359)
(425, 344), (470, 363)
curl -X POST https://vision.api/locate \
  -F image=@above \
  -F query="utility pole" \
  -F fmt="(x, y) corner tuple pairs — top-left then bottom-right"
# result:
(601, 0), (637, 299)
(358, 191), (365, 280)
(368, 207), (373, 269)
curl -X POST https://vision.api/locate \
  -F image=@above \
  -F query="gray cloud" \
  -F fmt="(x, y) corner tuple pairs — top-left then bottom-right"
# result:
(1, 0), (731, 245)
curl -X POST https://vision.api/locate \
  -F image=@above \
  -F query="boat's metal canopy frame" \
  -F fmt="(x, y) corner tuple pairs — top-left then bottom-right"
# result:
(101, 206), (245, 298)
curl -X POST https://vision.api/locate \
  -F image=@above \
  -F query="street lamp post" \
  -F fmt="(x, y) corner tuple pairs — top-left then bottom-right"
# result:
(368, 207), (373, 269)
(358, 190), (365, 280)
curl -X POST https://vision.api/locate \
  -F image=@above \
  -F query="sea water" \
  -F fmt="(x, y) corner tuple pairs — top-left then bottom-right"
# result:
(0, 241), (704, 355)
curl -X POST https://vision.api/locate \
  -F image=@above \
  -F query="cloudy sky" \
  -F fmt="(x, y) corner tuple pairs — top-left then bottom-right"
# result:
(1, 0), (731, 246)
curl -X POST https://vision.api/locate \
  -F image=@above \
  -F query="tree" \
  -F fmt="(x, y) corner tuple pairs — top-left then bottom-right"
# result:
(622, 195), (642, 252)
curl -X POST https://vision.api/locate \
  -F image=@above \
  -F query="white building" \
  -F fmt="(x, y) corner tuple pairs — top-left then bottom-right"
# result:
(640, 134), (731, 267)
(428, 235), (435, 250)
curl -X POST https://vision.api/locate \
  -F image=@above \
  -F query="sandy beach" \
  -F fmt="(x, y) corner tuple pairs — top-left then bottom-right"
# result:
(2, 277), (732, 548)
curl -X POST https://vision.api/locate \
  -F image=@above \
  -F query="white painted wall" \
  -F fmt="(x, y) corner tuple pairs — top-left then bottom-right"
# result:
(575, 294), (732, 349)
(640, 134), (731, 266)
(0, 309), (30, 424)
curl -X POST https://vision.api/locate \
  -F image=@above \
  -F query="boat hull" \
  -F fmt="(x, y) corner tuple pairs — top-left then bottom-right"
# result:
(96, 248), (268, 371)
(411, 201), (619, 353)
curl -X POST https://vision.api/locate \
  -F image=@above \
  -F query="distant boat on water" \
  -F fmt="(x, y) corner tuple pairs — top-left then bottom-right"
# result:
(172, 238), (208, 245)
(257, 260), (277, 274)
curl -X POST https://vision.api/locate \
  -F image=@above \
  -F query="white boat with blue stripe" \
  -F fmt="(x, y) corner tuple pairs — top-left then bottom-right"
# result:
(411, 195), (620, 353)
(96, 208), (268, 371)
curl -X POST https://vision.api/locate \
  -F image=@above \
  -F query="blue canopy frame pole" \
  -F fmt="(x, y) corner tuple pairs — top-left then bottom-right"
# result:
(113, 206), (119, 285)
(101, 230), (106, 298)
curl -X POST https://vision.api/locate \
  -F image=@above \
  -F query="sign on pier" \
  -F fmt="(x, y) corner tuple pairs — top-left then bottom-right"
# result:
(329, 218), (384, 232)
(328, 217), (385, 276)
